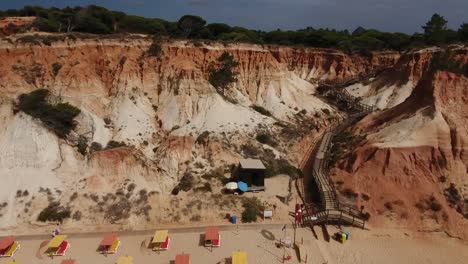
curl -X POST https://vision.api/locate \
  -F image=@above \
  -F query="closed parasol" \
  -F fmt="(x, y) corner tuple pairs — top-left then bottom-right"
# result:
(225, 182), (238, 190)
(237, 181), (248, 192)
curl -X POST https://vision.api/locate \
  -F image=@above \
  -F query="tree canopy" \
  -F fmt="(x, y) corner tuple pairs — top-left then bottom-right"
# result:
(208, 52), (239, 95)
(0, 5), (466, 52)
(423, 13), (449, 44)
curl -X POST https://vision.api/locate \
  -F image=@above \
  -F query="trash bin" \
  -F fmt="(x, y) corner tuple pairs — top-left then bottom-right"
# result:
(231, 215), (237, 224)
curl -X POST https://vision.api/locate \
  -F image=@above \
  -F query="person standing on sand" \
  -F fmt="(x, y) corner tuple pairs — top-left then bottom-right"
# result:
(52, 223), (61, 237)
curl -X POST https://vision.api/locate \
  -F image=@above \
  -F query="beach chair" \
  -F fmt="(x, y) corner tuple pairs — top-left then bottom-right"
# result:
(99, 233), (120, 254)
(109, 239), (120, 253)
(117, 256), (133, 264)
(205, 227), (220, 248)
(0, 237), (18, 258)
(151, 230), (169, 251)
(212, 236), (221, 247)
(175, 253), (190, 264)
(56, 240), (70, 256)
(3, 242), (19, 257)
(45, 235), (69, 256)
(160, 237), (170, 250)
(232, 251), (247, 264)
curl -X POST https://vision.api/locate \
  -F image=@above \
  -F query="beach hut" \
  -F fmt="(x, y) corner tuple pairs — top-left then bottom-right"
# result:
(175, 253), (190, 264)
(61, 259), (76, 264)
(98, 233), (120, 254)
(237, 159), (266, 191)
(45, 235), (70, 256)
(117, 256), (133, 264)
(232, 251), (247, 264)
(0, 236), (19, 257)
(150, 230), (170, 251)
(204, 227), (220, 248)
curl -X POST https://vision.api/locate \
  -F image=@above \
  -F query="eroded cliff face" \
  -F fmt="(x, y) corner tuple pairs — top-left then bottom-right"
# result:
(333, 71), (468, 238)
(346, 46), (468, 109)
(0, 34), (399, 232)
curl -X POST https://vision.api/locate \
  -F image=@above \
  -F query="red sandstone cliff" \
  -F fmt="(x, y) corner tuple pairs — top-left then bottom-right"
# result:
(0, 34), (400, 232)
(333, 70), (468, 238)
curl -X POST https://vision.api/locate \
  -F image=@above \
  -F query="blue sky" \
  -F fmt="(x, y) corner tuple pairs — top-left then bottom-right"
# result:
(1, 0), (467, 33)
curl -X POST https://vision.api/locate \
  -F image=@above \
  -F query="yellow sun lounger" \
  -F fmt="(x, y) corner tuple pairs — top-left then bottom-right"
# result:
(4, 242), (19, 257)
(109, 239), (120, 253)
(151, 230), (170, 251)
(232, 251), (247, 264)
(117, 256), (133, 264)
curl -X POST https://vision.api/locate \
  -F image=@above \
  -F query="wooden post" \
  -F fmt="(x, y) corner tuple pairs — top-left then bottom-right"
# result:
(339, 210), (343, 227)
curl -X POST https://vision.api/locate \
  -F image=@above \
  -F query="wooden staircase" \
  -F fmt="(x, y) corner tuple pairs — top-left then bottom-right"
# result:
(299, 69), (386, 229)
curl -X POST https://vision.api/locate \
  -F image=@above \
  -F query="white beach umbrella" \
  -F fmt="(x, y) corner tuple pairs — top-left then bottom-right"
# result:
(225, 182), (238, 190)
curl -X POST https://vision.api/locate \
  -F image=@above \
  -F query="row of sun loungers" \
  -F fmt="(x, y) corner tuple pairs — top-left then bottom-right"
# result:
(0, 227), (247, 264)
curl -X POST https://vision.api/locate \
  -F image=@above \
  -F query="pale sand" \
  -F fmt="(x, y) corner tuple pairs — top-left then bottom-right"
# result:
(1, 225), (468, 264)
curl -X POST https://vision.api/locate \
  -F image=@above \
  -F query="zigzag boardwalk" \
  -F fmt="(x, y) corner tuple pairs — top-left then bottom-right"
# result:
(299, 69), (385, 229)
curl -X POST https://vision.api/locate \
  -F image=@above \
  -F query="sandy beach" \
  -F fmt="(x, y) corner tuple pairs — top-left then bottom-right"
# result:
(1, 224), (468, 264)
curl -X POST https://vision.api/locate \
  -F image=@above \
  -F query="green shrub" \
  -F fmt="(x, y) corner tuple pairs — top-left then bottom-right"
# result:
(208, 52), (239, 95)
(90, 142), (103, 152)
(37, 202), (71, 222)
(52, 63), (62, 76)
(328, 131), (365, 168)
(77, 136), (88, 155)
(147, 38), (163, 57)
(195, 131), (210, 145)
(16, 35), (41, 45)
(264, 158), (302, 178)
(415, 196), (443, 213)
(17, 89), (81, 138)
(321, 108), (331, 115)
(241, 197), (265, 223)
(72, 210), (82, 221)
(429, 196), (442, 212)
(241, 144), (260, 157)
(431, 52), (467, 77)
(105, 140), (127, 150)
(241, 206), (257, 223)
(251, 105), (272, 116)
(256, 132), (274, 145)
(177, 172), (194, 192)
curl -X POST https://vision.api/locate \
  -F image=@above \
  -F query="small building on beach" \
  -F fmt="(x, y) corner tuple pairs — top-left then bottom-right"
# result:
(238, 159), (266, 191)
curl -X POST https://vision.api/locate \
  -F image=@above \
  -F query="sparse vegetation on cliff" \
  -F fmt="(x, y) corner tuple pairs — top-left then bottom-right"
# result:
(37, 201), (71, 222)
(208, 52), (239, 95)
(105, 140), (127, 150)
(16, 89), (81, 138)
(328, 131), (366, 168)
(256, 132), (276, 146)
(430, 51), (468, 77)
(52, 62), (62, 76)
(251, 105), (272, 116)
(147, 37), (163, 57)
